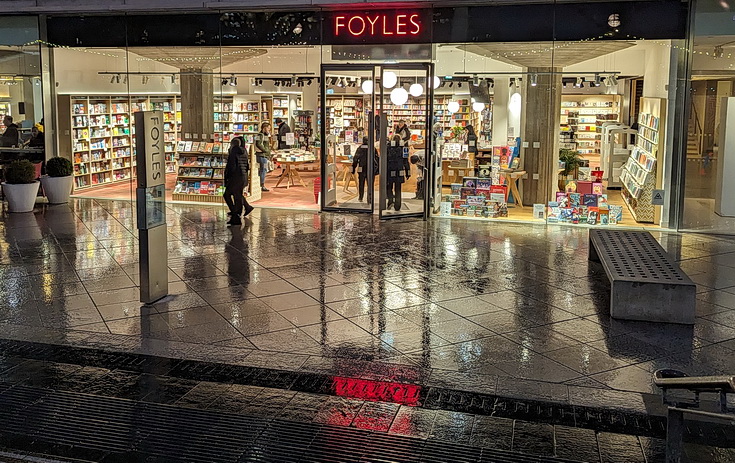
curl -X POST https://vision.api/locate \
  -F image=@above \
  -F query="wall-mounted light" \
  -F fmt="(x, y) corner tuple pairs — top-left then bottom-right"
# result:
(530, 73), (538, 87)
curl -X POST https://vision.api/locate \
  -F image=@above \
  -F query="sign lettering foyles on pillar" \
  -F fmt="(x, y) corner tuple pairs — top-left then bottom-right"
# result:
(135, 110), (168, 304)
(324, 9), (431, 45)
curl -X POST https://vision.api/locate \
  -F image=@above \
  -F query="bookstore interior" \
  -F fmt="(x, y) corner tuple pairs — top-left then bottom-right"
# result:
(36, 37), (683, 227)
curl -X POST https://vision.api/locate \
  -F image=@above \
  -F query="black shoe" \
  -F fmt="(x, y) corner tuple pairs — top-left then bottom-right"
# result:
(387, 200), (394, 209)
(244, 204), (255, 217)
(261, 187), (270, 192)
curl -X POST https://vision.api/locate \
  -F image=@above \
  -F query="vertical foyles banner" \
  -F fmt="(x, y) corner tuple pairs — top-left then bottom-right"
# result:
(135, 110), (168, 304)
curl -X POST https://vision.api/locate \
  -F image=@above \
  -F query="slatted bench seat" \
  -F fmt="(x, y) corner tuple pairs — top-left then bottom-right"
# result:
(588, 230), (696, 324)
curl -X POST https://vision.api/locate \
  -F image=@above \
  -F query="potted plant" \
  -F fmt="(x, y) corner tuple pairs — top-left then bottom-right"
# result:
(41, 157), (74, 204)
(558, 148), (582, 190)
(2, 159), (39, 213)
(450, 125), (465, 141)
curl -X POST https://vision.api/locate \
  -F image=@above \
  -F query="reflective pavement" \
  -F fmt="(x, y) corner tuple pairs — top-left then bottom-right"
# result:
(2, 201), (735, 431)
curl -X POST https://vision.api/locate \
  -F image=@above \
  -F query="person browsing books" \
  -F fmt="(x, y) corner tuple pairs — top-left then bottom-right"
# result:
(464, 125), (478, 155)
(275, 118), (291, 150)
(410, 153), (425, 200)
(223, 138), (253, 226)
(395, 119), (411, 144)
(254, 122), (272, 191)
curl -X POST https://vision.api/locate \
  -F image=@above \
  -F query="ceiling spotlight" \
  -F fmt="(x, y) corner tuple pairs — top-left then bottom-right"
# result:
(291, 75), (297, 86)
(307, 78), (313, 86)
(448, 81), (453, 88)
(122, 75), (128, 84)
(229, 75), (237, 86)
(110, 75), (116, 84)
(293, 23), (303, 35)
(457, 82), (463, 88)
(337, 77), (345, 88)
(142, 76), (149, 85)
(714, 45), (724, 58)
(171, 74), (177, 84)
(488, 79), (494, 88)
(348, 78), (357, 88)
(515, 78), (520, 89)
(472, 75), (479, 86)
(509, 78), (515, 88)
(610, 75), (618, 86)
(575, 77), (583, 88)
(530, 73), (538, 87)
(594, 74), (602, 86)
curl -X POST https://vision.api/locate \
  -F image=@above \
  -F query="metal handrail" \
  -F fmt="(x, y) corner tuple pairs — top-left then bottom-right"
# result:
(654, 369), (735, 463)
(689, 101), (705, 155)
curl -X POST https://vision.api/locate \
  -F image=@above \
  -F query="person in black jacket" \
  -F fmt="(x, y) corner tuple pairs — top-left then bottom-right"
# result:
(395, 119), (411, 144)
(351, 137), (372, 202)
(223, 138), (253, 226)
(275, 118), (291, 150)
(1, 115), (19, 148)
(386, 135), (410, 211)
(464, 125), (478, 155)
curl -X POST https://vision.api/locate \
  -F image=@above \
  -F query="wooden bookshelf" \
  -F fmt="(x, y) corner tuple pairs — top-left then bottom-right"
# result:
(559, 95), (621, 156)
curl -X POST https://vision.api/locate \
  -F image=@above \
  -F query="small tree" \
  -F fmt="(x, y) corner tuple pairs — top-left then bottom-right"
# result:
(46, 157), (73, 177)
(4, 160), (36, 184)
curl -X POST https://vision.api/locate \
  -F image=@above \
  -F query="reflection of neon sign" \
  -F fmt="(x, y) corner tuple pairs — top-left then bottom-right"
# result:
(334, 14), (421, 38)
(333, 377), (421, 406)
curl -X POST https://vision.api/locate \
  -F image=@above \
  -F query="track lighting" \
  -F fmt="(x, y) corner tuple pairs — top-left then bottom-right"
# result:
(229, 75), (237, 86)
(594, 74), (602, 86)
(110, 75), (116, 84)
(291, 75), (297, 86)
(509, 78), (514, 88)
(122, 75), (128, 84)
(575, 77), (583, 88)
(142, 76), (149, 85)
(610, 75), (618, 86)
(472, 75), (479, 86)
(307, 78), (312, 86)
(488, 79), (494, 88)
(530, 73), (538, 87)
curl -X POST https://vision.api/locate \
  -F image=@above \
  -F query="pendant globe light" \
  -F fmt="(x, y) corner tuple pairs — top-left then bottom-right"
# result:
(382, 71), (397, 89)
(390, 87), (409, 105)
(409, 83), (423, 97)
(361, 79), (374, 94)
(473, 102), (485, 112)
(433, 76), (441, 89)
(447, 101), (460, 113)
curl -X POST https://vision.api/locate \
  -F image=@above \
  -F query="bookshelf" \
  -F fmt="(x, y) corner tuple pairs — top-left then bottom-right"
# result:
(272, 95), (290, 131)
(620, 97), (666, 223)
(559, 95), (621, 157)
(294, 110), (314, 149)
(172, 142), (227, 204)
(69, 95), (182, 190)
(214, 96), (262, 144)
(325, 95), (365, 138)
(434, 96), (471, 135)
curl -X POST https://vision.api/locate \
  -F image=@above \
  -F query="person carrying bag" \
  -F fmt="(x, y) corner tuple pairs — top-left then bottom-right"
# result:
(223, 138), (254, 226)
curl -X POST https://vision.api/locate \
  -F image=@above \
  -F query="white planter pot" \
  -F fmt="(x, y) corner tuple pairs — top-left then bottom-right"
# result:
(2, 181), (39, 213)
(41, 175), (73, 204)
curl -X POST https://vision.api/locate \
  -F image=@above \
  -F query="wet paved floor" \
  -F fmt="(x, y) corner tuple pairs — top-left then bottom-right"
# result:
(1, 199), (735, 460)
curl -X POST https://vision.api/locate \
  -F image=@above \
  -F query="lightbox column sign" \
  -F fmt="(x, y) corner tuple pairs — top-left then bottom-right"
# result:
(135, 110), (169, 304)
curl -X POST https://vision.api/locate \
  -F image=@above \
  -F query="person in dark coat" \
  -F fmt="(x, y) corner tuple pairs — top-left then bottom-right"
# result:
(275, 118), (291, 150)
(1, 115), (19, 147)
(25, 124), (44, 148)
(464, 125), (478, 155)
(395, 119), (411, 144)
(386, 134), (410, 211)
(351, 137), (373, 202)
(223, 138), (253, 226)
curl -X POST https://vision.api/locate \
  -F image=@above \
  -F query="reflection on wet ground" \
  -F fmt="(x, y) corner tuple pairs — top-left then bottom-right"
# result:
(1, 199), (735, 460)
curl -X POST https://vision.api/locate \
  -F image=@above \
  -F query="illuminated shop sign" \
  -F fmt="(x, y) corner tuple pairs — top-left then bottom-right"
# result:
(324, 10), (431, 44)
(332, 377), (422, 406)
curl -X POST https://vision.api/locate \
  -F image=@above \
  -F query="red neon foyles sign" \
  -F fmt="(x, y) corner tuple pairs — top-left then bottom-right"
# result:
(334, 13), (422, 38)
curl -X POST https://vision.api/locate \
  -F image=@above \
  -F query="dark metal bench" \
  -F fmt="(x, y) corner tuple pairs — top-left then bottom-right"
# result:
(588, 230), (696, 324)
(654, 369), (735, 462)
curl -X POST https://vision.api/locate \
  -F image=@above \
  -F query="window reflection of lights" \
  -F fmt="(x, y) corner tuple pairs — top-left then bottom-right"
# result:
(520, 346), (531, 364)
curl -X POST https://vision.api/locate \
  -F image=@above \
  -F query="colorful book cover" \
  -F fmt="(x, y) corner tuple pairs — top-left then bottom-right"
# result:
(565, 181), (578, 193)
(450, 183), (463, 196)
(583, 194), (598, 207)
(476, 178), (493, 190)
(184, 141), (193, 152)
(491, 154), (501, 167)
(475, 188), (491, 199)
(547, 202), (560, 223)
(460, 187), (475, 199)
(467, 196), (485, 206)
(599, 210), (610, 225)
(490, 185), (507, 200)
(452, 199), (466, 209)
(587, 207), (599, 225)
(598, 194), (609, 207)
(533, 204), (545, 220)
(490, 193), (505, 204)
(509, 157), (520, 169)
(177, 141), (186, 152)
(609, 205), (623, 224)
(559, 208), (574, 223)
(578, 206), (588, 221)
(556, 191), (568, 203)
(463, 177), (478, 188)
(571, 207), (580, 224)
(205, 143), (214, 153)
(569, 193), (581, 207)
(440, 202), (452, 217)
(578, 167), (591, 181)
(592, 182), (604, 195)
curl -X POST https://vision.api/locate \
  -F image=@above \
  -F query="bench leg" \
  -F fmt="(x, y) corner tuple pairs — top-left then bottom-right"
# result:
(589, 236), (600, 263)
(665, 407), (684, 463)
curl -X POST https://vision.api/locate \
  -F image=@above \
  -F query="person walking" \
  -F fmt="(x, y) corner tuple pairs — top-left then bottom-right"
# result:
(254, 122), (272, 191)
(275, 118), (291, 150)
(351, 137), (373, 202)
(386, 135), (410, 211)
(395, 119), (411, 144)
(464, 125), (478, 155)
(223, 138), (253, 226)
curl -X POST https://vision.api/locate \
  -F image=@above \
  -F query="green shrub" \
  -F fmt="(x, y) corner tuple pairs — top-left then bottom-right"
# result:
(46, 157), (73, 177)
(4, 160), (37, 184)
